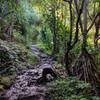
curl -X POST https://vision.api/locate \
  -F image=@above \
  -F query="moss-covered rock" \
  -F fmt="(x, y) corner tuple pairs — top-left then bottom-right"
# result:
(0, 39), (39, 88)
(0, 76), (11, 87)
(0, 85), (4, 91)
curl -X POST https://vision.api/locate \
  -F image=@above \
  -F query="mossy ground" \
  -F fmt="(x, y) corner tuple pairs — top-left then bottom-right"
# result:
(0, 39), (39, 90)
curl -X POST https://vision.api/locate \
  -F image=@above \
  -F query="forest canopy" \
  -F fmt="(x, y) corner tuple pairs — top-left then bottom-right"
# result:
(0, 0), (100, 100)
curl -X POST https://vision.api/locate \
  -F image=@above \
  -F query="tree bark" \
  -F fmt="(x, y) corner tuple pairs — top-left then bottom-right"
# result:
(52, 0), (59, 56)
(64, 0), (85, 75)
(82, 0), (88, 49)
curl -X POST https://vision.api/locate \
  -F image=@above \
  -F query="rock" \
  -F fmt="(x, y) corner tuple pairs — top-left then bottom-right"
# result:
(0, 39), (39, 92)
(0, 77), (11, 87)
(0, 96), (7, 100)
(0, 85), (4, 91)
(2, 65), (52, 100)
(18, 95), (41, 100)
(0, 42), (56, 100)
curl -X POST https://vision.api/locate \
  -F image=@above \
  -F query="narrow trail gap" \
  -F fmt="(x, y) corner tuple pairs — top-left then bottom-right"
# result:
(1, 45), (54, 100)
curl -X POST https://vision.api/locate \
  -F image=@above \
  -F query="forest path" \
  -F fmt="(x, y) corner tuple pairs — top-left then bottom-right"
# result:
(2, 45), (54, 100)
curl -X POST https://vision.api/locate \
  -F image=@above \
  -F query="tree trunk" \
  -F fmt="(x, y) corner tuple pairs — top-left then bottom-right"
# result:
(52, 0), (59, 56)
(82, 0), (88, 50)
(72, 0), (100, 95)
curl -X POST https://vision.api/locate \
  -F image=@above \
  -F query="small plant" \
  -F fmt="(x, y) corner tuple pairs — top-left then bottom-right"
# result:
(47, 77), (100, 100)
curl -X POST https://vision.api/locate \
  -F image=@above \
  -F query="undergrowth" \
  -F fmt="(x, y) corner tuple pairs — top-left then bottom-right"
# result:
(47, 77), (100, 100)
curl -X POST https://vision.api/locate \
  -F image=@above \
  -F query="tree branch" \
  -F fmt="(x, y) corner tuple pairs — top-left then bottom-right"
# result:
(71, 0), (85, 48)
(74, 0), (83, 33)
(68, 1), (73, 44)
(63, 0), (71, 3)
(87, 13), (100, 33)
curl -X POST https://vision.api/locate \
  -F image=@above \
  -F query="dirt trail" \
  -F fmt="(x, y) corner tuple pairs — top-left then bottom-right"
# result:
(1, 45), (53, 100)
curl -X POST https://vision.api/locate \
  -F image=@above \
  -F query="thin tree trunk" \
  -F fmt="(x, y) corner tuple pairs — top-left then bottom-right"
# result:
(52, 4), (56, 55)
(82, 0), (88, 50)
(74, 0), (83, 33)
(64, 5), (67, 53)
(64, 0), (73, 75)
(52, 0), (59, 56)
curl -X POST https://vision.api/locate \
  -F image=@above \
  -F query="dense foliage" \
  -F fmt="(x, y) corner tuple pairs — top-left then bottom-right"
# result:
(0, 0), (100, 99)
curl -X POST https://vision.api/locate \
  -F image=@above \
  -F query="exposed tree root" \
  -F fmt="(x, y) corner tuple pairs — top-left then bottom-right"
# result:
(72, 49), (100, 95)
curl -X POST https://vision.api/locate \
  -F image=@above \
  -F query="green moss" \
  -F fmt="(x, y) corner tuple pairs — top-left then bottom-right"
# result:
(0, 75), (15, 88)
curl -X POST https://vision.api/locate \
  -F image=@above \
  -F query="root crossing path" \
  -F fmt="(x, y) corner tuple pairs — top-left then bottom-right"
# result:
(1, 45), (54, 100)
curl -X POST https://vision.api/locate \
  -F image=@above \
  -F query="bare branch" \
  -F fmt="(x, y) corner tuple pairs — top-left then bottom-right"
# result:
(87, 13), (100, 33)
(87, 9), (92, 21)
(74, 0), (83, 33)
(68, 0), (73, 45)
(71, 0), (85, 48)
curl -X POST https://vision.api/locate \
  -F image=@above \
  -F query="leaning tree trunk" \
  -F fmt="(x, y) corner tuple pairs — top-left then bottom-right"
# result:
(72, 0), (100, 95)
